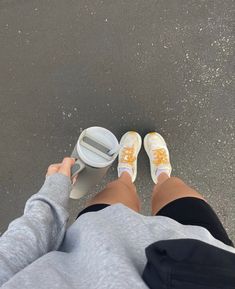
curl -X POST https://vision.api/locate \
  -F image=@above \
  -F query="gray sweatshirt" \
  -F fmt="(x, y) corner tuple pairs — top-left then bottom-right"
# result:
(0, 173), (234, 288)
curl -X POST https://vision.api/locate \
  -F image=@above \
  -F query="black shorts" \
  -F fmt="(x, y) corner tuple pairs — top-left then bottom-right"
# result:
(77, 197), (233, 247)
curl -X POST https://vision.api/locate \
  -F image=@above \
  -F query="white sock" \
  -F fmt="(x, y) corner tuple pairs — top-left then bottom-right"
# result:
(118, 167), (133, 178)
(155, 168), (171, 179)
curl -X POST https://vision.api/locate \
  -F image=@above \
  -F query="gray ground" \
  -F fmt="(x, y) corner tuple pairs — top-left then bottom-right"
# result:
(0, 0), (234, 242)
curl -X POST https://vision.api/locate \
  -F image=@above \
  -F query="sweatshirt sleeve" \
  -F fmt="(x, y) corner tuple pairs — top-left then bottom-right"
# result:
(0, 173), (72, 286)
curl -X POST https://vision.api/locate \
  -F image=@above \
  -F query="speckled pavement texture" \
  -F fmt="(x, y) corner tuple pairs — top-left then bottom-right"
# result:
(0, 0), (234, 242)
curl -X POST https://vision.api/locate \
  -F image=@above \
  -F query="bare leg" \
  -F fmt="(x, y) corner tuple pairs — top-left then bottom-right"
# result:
(86, 172), (141, 212)
(151, 173), (205, 215)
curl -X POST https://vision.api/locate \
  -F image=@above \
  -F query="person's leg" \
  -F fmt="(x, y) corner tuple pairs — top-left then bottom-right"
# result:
(86, 172), (141, 212)
(151, 173), (204, 215)
(144, 132), (233, 246)
(151, 173), (233, 246)
(81, 131), (142, 214)
(143, 132), (205, 214)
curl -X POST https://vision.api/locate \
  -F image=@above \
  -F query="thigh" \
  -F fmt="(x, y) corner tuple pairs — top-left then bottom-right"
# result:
(85, 175), (141, 212)
(156, 197), (234, 247)
(152, 177), (205, 215)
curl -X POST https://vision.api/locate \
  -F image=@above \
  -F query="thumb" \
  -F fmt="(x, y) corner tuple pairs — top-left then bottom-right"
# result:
(58, 157), (75, 178)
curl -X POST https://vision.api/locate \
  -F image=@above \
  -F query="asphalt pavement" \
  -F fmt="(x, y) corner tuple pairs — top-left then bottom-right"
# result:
(0, 0), (234, 242)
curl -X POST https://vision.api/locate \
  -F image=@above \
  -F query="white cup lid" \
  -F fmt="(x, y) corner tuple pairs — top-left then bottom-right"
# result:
(77, 127), (119, 168)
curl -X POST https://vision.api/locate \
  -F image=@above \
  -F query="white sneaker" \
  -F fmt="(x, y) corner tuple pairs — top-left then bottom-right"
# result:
(117, 131), (142, 182)
(144, 132), (172, 184)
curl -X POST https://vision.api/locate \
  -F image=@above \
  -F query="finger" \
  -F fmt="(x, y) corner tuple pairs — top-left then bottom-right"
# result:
(72, 175), (78, 185)
(46, 163), (61, 176)
(58, 157), (75, 178)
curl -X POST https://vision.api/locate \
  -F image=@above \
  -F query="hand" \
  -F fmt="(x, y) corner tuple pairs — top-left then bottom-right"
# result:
(46, 157), (75, 179)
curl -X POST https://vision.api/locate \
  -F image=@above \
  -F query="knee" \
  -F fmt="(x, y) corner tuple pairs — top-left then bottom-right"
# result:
(154, 176), (186, 193)
(106, 179), (136, 191)
(164, 176), (185, 186)
(105, 180), (119, 189)
(106, 179), (129, 191)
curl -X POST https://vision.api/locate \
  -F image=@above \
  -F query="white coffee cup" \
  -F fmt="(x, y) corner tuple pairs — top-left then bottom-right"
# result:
(70, 127), (119, 199)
